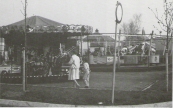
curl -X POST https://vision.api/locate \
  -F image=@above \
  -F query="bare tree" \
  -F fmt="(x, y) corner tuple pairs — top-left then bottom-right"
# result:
(121, 14), (143, 46)
(149, 0), (173, 92)
(121, 23), (128, 34)
(149, 1), (173, 35)
(121, 14), (142, 35)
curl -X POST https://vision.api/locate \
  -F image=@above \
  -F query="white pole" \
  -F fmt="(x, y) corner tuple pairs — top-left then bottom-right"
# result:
(171, 33), (173, 85)
(118, 30), (121, 67)
(112, 1), (123, 104)
(60, 43), (62, 54)
(112, 22), (117, 104)
(148, 31), (153, 67)
(105, 41), (107, 55)
(165, 1), (169, 92)
(171, 34), (173, 78)
(80, 33), (82, 56)
(23, 0), (27, 92)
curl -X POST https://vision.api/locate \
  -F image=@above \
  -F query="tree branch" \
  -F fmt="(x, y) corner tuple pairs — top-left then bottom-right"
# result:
(149, 7), (167, 27)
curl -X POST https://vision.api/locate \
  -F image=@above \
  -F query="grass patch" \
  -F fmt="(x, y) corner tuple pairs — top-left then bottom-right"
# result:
(0, 80), (172, 105)
(0, 72), (172, 105)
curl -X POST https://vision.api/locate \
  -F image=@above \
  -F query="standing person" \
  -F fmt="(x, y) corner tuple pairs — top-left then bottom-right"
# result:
(68, 51), (80, 88)
(82, 58), (91, 88)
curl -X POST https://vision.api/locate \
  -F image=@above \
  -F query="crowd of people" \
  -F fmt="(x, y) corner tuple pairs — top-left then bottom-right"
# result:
(26, 50), (70, 76)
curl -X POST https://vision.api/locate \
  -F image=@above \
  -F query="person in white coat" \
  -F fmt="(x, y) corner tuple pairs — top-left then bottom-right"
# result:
(68, 51), (80, 88)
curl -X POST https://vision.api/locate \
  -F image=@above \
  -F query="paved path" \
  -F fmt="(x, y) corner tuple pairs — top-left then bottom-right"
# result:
(0, 99), (172, 107)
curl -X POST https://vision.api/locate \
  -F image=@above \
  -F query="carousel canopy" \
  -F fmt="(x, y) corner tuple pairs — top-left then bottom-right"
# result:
(1, 15), (93, 34)
(0, 15), (93, 46)
(7, 15), (63, 27)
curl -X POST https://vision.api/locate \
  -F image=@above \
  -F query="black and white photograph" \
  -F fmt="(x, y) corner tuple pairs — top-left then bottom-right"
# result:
(0, 0), (172, 107)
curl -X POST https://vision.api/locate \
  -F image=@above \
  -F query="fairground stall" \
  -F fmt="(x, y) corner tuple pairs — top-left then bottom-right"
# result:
(81, 30), (172, 67)
(0, 16), (93, 83)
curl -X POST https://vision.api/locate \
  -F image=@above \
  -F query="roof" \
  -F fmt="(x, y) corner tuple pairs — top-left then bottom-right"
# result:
(83, 35), (114, 42)
(1, 15), (93, 34)
(7, 15), (64, 27)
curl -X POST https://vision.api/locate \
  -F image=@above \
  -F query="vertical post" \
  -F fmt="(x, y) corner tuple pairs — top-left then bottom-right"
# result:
(0, 33), (1, 84)
(59, 43), (61, 53)
(166, 46), (168, 92)
(105, 41), (107, 55)
(78, 36), (80, 55)
(171, 34), (173, 78)
(112, 1), (123, 104)
(118, 29), (121, 67)
(11, 47), (12, 74)
(112, 22), (117, 105)
(87, 35), (89, 63)
(81, 25), (85, 58)
(81, 33), (82, 56)
(148, 31), (153, 67)
(0, 31), (3, 65)
(166, 29), (169, 92)
(165, 0), (169, 92)
(3, 37), (6, 64)
(23, 0), (27, 92)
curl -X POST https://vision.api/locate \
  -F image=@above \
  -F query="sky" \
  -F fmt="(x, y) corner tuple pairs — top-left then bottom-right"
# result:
(0, 0), (170, 35)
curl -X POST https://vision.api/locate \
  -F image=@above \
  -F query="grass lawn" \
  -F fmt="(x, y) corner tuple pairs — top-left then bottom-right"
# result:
(0, 71), (172, 105)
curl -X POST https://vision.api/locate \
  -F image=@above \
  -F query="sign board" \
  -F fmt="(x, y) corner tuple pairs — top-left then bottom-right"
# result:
(107, 56), (114, 63)
(107, 56), (118, 64)
(150, 55), (159, 63)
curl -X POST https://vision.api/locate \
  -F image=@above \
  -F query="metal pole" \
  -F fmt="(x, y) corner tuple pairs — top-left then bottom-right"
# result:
(23, 0), (27, 92)
(148, 31), (153, 67)
(87, 35), (89, 63)
(112, 1), (123, 104)
(166, 46), (168, 92)
(112, 22), (117, 104)
(11, 47), (12, 74)
(171, 34), (173, 79)
(81, 33), (82, 56)
(0, 30), (2, 65)
(118, 29), (121, 67)
(166, 29), (169, 92)
(165, 2), (169, 92)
